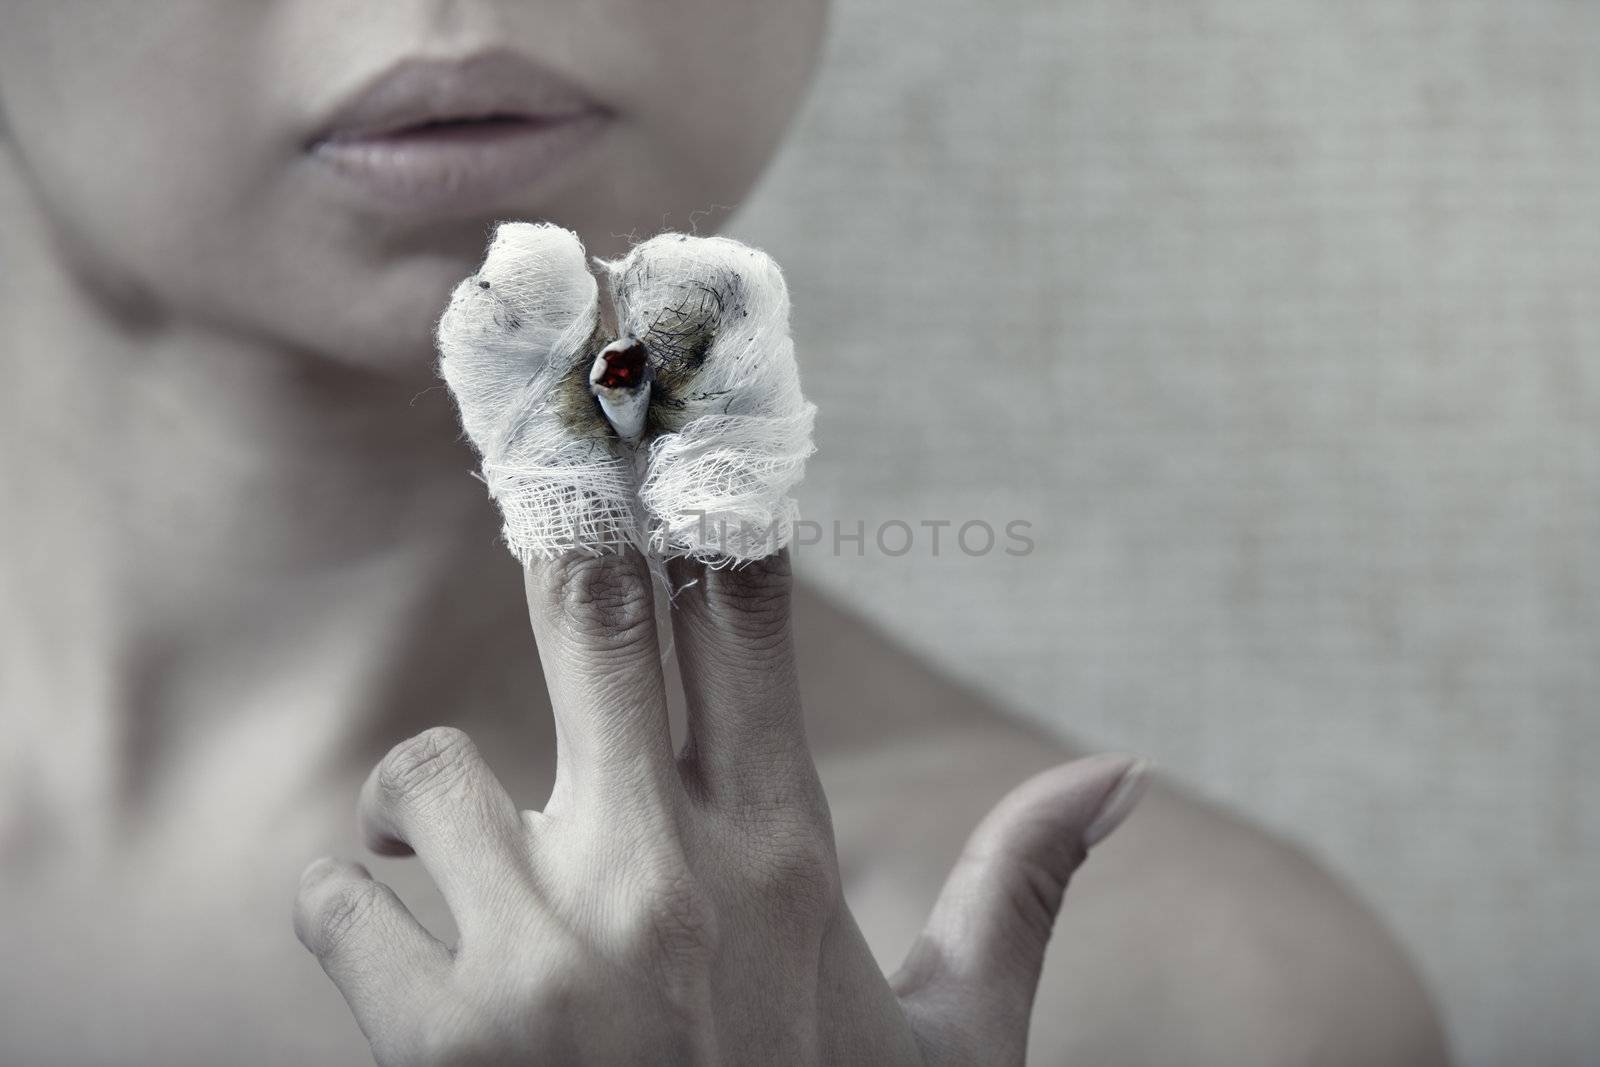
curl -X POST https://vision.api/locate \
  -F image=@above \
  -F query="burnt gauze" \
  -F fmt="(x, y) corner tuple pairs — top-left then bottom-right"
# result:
(435, 222), (816, 564)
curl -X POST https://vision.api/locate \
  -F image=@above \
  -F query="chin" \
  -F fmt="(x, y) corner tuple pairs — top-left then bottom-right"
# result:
(256, 250), (482, 379)
(331, 306), (461, 382)
(256, 195), (729, 378)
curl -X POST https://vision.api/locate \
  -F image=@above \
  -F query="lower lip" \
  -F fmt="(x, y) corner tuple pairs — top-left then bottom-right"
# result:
(308, 111), (610, 213)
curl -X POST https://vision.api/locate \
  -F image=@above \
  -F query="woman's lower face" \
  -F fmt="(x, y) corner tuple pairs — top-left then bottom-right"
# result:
(0, 0), (829, 371)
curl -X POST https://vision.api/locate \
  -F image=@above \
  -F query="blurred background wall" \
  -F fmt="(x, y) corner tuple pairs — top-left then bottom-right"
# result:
(727, 2), (1598, 1064)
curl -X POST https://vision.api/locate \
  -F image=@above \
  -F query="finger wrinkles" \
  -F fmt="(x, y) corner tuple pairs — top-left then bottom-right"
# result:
(991, 850), (1073, 952)
(531, 552), (658, 654)
(296, 864), (389, 959)
(671, 553), (793, 652)
(375, 726), (482, 815)
(669, 555), (803, 750)
(952, 826), (1087, 952)
(681, 729), (821, 815)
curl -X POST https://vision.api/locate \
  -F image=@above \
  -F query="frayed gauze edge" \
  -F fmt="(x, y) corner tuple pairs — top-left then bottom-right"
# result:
(436, 222), (816, 567)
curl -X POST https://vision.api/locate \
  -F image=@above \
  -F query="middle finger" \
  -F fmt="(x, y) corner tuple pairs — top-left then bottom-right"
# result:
(664, 549), (815, 808)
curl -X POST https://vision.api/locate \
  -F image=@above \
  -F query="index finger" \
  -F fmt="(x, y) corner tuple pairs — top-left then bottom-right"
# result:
(524, 548), (677, 812)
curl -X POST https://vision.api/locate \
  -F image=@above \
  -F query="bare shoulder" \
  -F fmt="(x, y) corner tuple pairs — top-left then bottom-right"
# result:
(1034, 765), (1449, 1066)
(793, 583), (1450, 1067)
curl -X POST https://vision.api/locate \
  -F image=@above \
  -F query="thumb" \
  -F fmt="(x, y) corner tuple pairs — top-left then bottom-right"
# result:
(892, 754), (1150, 1063)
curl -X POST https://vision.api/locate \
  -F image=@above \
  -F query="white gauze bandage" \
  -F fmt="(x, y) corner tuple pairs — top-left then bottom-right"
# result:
(435, 222), (816, 565)
(436, 223), (636, 559)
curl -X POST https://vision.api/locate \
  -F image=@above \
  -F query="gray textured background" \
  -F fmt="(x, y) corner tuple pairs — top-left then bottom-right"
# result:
(725, 2), (1599, 1064)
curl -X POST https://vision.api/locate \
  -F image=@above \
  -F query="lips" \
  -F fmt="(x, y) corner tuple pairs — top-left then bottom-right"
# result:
(305, 49), (612, 213)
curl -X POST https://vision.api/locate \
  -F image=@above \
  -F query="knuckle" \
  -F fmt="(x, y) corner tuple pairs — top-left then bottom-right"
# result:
(377, 726), (476, 808)
(402, 1001), (505, 1067)
(703, 553), (792, 648)
(306, 878), (388, 957)
(542, 552), (656, 653)
(740, 821), (840, 921)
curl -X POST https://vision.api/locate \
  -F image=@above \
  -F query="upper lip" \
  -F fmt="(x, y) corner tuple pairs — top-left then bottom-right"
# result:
(307, 48), (607, 146)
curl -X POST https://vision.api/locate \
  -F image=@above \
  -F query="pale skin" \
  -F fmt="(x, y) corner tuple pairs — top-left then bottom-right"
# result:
(291, 547), (1152, 1065)
(0, 2), (1450, 1065)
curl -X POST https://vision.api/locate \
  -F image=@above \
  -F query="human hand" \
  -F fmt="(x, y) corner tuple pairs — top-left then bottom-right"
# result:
(293, 547), (1148, 1065)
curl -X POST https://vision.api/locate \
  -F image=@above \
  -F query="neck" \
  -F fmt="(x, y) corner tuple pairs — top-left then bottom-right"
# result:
(0, 149), (550, 854)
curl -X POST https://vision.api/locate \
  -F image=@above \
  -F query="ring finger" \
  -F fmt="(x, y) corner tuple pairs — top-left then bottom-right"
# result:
(356, 726), (527, 922)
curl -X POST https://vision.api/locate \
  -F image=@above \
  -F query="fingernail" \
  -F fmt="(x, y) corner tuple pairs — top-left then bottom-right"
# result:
(1083, 758), (1152, 849)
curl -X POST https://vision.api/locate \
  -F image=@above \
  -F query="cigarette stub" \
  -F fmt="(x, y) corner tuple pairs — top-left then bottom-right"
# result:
(588, 337), (651, 446)
(435, 222), (816, 564)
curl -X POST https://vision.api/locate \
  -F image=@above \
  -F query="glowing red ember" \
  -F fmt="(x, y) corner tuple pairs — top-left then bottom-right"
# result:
(596, 339), (647, 389)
